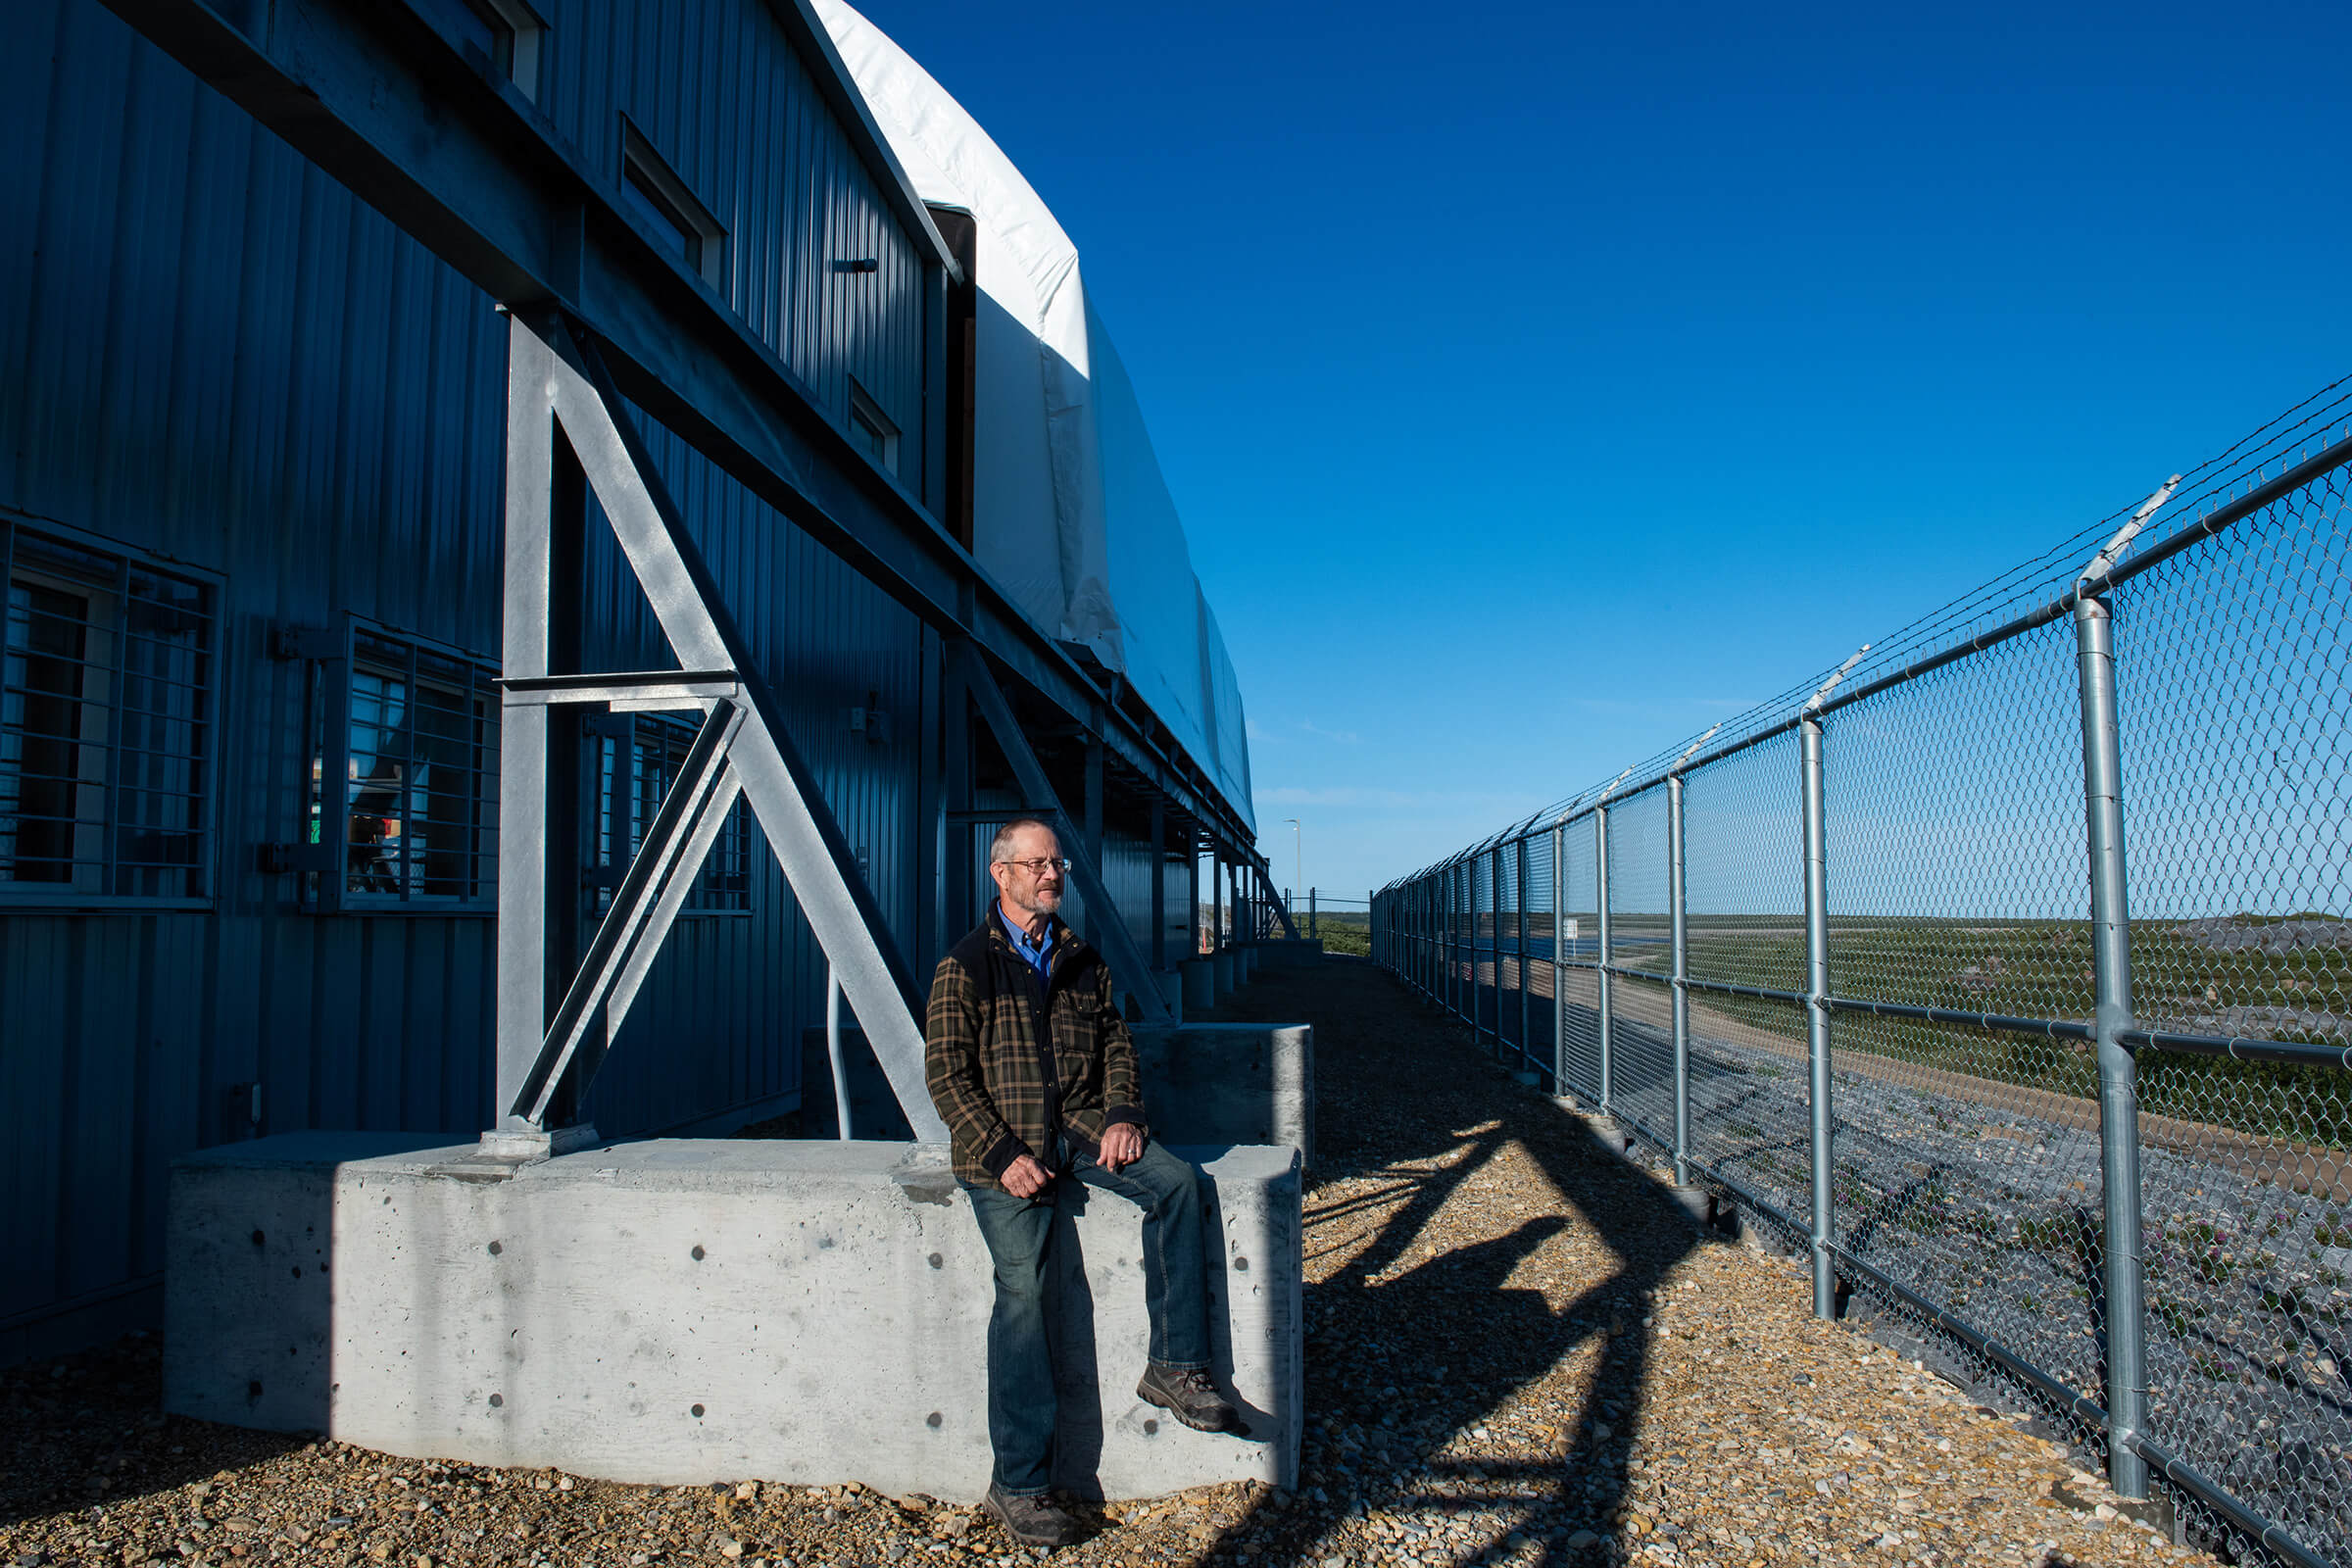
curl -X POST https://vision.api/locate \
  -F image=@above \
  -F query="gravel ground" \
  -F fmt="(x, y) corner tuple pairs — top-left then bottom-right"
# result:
(3, 957), (2227, 1568)
(1575, 1002), (2352, 1562)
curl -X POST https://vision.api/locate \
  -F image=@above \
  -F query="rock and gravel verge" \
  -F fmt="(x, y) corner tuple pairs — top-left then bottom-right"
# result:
(4, 958), (2228, 1567)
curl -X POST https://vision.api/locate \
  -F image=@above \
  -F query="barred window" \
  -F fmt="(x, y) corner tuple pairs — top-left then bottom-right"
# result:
(589, 710), (752, 915)
(1, 524), (213, 900)
(317, 629), (500, 907)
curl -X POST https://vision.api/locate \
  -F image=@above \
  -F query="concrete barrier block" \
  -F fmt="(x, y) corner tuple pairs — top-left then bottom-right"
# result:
(1253, 939), (1324, 968)
(166, 1136), (1301, 1500)
(1212, 951), (1235, 997)
(1180, 958), (1216, 1012)
(1133, 1024), (1313, 1165)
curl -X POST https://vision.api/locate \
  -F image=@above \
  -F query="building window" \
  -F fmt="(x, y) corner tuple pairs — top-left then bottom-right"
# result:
(620, 121), (726, 289)
(848, 380), (901, 475)
(589, 711), (753, 916)
(310, 627), (500, 908)
(453, 0), (546, 100)
(1, 524), (213, 901)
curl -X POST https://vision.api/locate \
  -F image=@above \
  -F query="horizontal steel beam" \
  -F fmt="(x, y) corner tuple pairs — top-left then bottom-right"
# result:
(500, 670), (741, 706)
(97, 0), (1258, 858)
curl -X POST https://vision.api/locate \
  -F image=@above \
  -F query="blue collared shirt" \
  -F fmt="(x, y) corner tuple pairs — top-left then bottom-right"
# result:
(999, 905), (1055, 989)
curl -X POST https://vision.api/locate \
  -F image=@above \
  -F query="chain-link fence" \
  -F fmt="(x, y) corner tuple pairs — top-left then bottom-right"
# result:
(1370, 382), (2352, 1568)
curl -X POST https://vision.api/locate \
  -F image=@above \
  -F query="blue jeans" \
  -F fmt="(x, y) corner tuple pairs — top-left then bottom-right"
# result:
(962, 1137), (1210, 1496)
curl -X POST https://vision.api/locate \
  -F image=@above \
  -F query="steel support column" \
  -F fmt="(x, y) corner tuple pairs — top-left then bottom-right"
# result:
(1188, 843), (1203, 957)
(1083, 737), (1105, 942)
(1150, 798), (1167, 972)
(2079, 586), (2150, 1499)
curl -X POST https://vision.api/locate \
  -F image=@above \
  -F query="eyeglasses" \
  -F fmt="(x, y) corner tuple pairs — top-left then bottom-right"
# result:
(996, 857), (1071, 877)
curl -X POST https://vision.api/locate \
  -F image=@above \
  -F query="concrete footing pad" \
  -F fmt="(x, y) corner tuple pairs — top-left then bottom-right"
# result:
(1211, 951), (1236, 997)
(1150, 968), (1185, 1024)
(166, 1136), (1301, 1499)
(1180, 958), (1216, 1011)
(1133, 1024), (1313, 1167)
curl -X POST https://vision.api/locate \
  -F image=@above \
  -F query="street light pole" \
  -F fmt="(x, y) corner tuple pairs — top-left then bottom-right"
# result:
(1285, 818), (1300, 918)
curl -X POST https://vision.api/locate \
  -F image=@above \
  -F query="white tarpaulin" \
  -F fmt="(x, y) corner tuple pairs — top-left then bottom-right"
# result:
(815, 0), (1253, 828)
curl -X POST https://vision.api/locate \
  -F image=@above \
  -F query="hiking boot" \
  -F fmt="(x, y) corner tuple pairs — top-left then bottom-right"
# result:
(1136, 1361), (1237, 1432)
(983, 1484), (1083, 1549)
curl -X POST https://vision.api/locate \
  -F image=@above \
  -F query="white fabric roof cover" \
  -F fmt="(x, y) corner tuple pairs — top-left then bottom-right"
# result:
(815, 0), (1253, 829)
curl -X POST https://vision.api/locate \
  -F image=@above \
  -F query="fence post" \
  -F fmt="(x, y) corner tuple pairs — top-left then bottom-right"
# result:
(1551, 822), (1566, 1096)
(1448, 864), (1467, 1024)
(1595, 807), (1614, 1117)
(1801, 712), (1836, 1320)
(1446, 865), (1459, 1017)
(1430, 869), (1448, 1020)
(1669, 773), (1690, 1187)
(1516, 836), (1531, 1071)
(1488, 845), (1503, 1054)
(2079, 583), (2150, 1501)
(1309, 887), (1318, 939)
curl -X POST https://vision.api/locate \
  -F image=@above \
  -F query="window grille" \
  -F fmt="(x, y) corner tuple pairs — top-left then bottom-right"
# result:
(589, 710), (753, 915)
(1, 521), (214, 901)
(305, 626), (500, 909)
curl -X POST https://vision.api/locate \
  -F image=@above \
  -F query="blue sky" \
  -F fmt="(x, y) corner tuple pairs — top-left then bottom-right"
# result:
(852, 0), (2348, 900)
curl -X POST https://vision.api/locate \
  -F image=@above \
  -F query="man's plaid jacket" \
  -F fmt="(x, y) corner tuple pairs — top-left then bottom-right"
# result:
(924, 908), (1147, 1191)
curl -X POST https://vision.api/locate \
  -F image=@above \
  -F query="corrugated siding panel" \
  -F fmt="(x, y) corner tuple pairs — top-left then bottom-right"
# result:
(537, 0), (925, 454)
(0, 0), (942, 1350)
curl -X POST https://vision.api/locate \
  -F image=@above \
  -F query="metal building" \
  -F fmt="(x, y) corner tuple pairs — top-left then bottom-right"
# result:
(1, 0), (1280, 1359)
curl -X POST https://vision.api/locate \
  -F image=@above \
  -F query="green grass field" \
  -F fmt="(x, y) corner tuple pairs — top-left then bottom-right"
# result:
(1298, 908), (1370, 957)
(1433, 911), (2352, 1147)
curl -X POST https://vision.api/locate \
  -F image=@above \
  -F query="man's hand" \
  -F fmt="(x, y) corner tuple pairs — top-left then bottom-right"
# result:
(1099, 1122), (1144, 1171)
(1002, 1153), (1054, 1199)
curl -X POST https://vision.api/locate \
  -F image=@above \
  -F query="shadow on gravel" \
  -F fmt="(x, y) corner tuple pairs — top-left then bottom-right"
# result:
(0, 1334), (313, 1531)
(1195, 956), (1708, 1566)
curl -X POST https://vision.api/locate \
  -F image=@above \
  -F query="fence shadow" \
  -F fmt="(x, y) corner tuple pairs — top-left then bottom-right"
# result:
(1171, 961), (1708, 1566)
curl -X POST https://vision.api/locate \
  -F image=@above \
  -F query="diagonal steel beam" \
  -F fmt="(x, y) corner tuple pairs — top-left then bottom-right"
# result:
(606, 765), (746, 1036)
(496, 312), (948, 1143)
(1257, 861), (1300, 940)
(952, 641), (1178, 1026)
(513, 699), (745, 1123)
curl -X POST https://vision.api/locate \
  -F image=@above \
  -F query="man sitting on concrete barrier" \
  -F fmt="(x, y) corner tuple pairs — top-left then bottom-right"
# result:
(926, 817), (1238, 1547)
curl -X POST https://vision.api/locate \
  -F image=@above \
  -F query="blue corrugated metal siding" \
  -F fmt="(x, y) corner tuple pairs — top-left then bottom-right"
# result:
(0, 0), (939, 1354)
(536, 0), (925, 459)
